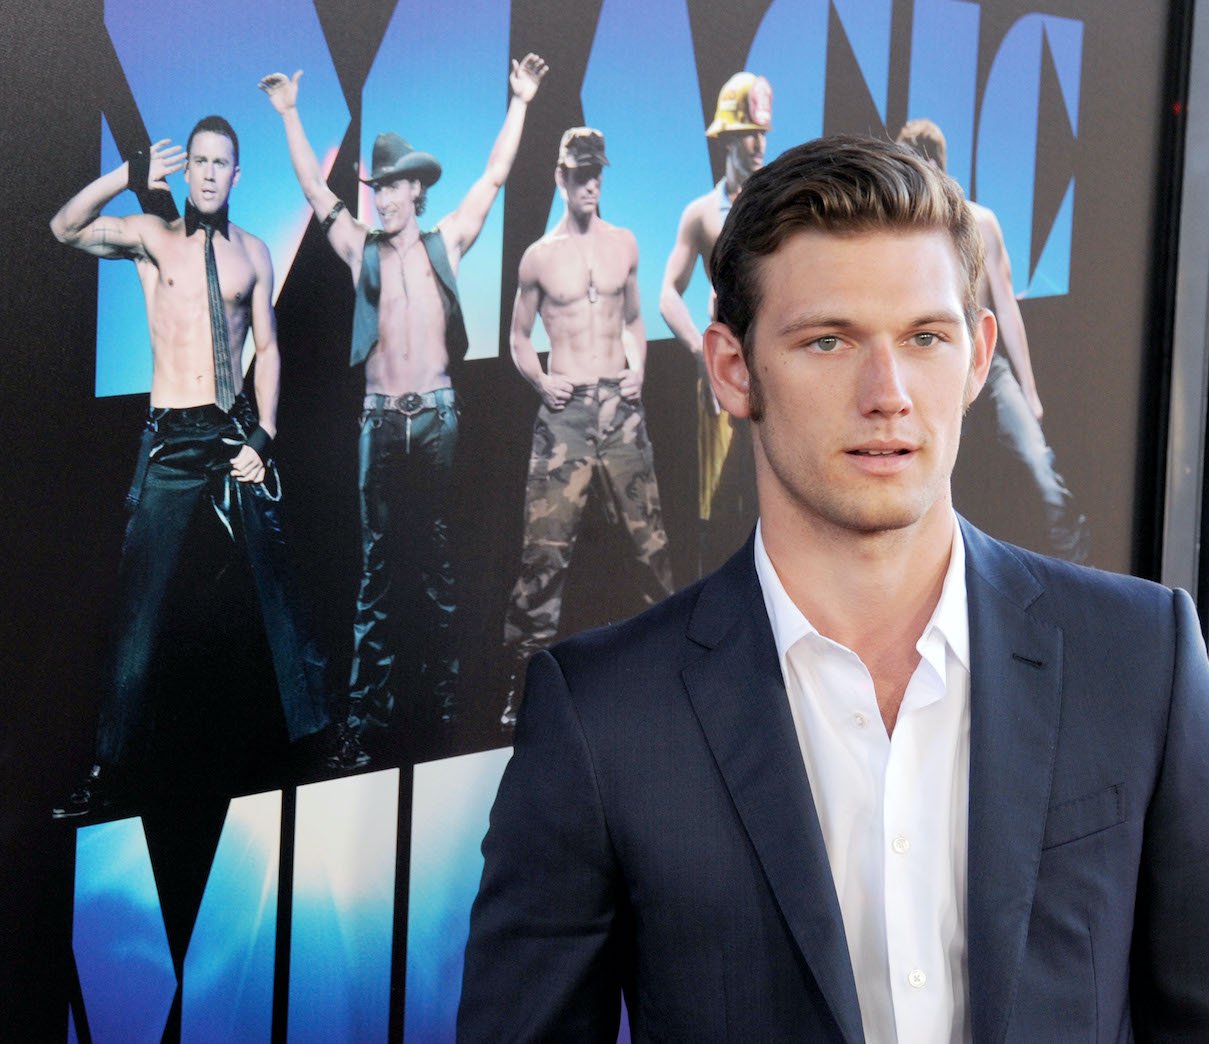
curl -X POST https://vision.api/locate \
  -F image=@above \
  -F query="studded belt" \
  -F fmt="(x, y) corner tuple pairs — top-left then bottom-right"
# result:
(364, 390), (450, 415)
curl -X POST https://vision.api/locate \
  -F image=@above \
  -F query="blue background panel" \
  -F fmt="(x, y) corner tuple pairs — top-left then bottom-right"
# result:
(289, 769), (400, 1043)
(180, 790), (282, 1043)
(73, 818), (177, 1043)
(405, 747), (512, 1042)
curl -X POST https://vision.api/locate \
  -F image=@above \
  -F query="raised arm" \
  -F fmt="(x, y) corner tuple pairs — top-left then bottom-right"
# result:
(978, 207), (1043, 420)
(619, 233), (646, 402)
(659, 199), (706, 356)
(259, 70), (366, 273)
(49, 139), (184, 259)
(230, 238), (279, 484)
(439, 54), (549, 264)
(510, 246), (573, 411)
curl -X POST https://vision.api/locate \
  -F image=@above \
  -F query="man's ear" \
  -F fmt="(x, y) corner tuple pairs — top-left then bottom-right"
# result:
(703, 321), (754, 419)
(232, 165), (241, 189)
(963, 307), (996, 408)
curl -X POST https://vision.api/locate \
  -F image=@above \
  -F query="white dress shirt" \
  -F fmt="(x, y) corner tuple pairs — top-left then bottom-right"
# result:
(754, 517), (972, 1044)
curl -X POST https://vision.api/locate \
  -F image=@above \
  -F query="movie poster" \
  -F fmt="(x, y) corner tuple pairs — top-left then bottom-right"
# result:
(0, 0), (1177, 1037)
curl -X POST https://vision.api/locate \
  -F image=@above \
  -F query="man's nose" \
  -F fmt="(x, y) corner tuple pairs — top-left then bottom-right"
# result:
(859, 342), (912, 416)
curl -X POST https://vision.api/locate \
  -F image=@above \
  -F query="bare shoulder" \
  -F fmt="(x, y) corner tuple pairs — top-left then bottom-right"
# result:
(519, 233), (561, 280)
(681, 190), (715, 227)
(133, 213), (182, 253)
(969, 200), (1001, 237)
(232, 224), (273, 270)
(601, 222), (639, 263)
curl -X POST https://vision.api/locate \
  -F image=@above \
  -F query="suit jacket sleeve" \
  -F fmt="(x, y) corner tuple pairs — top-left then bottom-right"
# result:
(458, 650), (623, 1042)
(1132, 588), (1209, 1038)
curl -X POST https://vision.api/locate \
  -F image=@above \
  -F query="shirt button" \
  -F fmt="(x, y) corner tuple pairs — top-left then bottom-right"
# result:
(853, 713), (867, 728)
(891, 835), (910, 855)
(908, 968), (927, 989)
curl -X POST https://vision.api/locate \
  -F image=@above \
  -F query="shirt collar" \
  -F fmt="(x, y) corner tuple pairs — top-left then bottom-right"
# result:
(184, 198), (230, 239)
(754, 513), (969, 673)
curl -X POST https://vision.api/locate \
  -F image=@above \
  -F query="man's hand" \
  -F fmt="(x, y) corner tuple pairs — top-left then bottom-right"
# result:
(258, 70), (302, 114)
(1025, 387), (1044, 422)
(538, 372), (575, 411)
(230, 444), (266, 484)
(147, 139), (186, 192)
(510, 53), (548, 103)
(618, 368), (644, 402)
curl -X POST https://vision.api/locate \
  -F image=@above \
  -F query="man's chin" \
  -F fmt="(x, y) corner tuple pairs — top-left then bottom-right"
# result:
(193, 196), (228, 213)
(815, 493), (935, 538)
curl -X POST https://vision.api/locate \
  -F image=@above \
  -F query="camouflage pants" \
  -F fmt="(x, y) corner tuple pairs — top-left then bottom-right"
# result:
(504, 379), (674, 660)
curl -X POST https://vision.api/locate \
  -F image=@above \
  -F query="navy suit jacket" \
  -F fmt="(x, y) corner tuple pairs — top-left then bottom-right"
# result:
(460, 521), (1209, 1042)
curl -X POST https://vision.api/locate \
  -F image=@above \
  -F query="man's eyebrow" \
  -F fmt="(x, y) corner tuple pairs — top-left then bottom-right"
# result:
(773, 313), (857, 338)
(773, 310), (966, 338)
(907, 311), (965, 327)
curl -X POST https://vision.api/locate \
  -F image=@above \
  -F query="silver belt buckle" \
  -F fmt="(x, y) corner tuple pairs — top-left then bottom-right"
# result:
(398, 392), (425, 415)
(391, 391), (425, 415)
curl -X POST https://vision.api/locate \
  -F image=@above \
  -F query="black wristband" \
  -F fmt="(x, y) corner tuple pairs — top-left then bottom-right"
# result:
(320, 199), (346, 235)
(247, 425), (273, 460)
(127, 148), (150, 192)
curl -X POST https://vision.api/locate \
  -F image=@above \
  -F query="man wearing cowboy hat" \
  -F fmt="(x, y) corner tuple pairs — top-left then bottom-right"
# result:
(660, 72), (773, 576)
(261, 54), (548, 766)
(499, 127), (674, 728)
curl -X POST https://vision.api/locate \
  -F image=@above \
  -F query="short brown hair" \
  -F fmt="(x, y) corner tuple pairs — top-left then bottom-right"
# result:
(187, 115), (239, 166)
(711, 134), (983, 353)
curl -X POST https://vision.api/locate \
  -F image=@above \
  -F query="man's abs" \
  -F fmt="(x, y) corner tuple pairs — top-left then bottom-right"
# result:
(541, 309), (629, 385)
(367, 257), (453, 395)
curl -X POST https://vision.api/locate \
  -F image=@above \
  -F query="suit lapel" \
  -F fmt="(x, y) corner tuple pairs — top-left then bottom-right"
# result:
(681, 541), (865, 1044)
(961, 521), (1064, 1044)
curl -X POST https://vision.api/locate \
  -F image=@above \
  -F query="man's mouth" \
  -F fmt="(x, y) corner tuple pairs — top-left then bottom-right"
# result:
(850, 448), (909, 456)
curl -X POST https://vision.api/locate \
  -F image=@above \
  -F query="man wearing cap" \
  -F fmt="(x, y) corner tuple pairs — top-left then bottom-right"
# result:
(49, 118), (331, 818)
(260, 54), (548, 763)
(499, 127), (674, 727)
(897, 119), (1089, 561)
(660, 72), (772, 574)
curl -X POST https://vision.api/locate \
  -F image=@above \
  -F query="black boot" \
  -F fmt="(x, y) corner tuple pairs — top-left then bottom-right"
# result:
(326, 722), (371, 773)
(500, 669), (523, 730)
(52, 764), (127, 821)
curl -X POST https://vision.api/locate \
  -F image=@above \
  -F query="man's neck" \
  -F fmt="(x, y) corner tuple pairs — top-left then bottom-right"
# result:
(184, 198), (231, 238)
(724, 149), (753, 199)
(381, 219), (421, 251)
(561, 211), (596, 236)
(760, 501), (956, 659)
(724, 165), (748, 200)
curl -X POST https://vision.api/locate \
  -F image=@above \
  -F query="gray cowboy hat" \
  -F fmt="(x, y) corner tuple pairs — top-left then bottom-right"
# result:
(361, 132), (442, 187)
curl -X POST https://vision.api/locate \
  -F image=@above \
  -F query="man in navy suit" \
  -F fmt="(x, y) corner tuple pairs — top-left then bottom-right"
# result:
(459, 136), (1209, 1041)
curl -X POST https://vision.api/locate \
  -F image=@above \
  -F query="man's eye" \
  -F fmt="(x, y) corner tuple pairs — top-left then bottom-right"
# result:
(813, 336), (840, 352)
(911, 332), (938, 347)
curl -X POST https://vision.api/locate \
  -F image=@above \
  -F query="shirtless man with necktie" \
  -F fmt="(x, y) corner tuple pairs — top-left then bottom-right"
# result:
(50, 116), (330, 819)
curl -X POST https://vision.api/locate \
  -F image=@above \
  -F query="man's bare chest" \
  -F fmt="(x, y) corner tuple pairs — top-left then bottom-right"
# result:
(148, 236), (256, 310)
(378, 243), (444, 311)
(542, 241), (629, 305)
